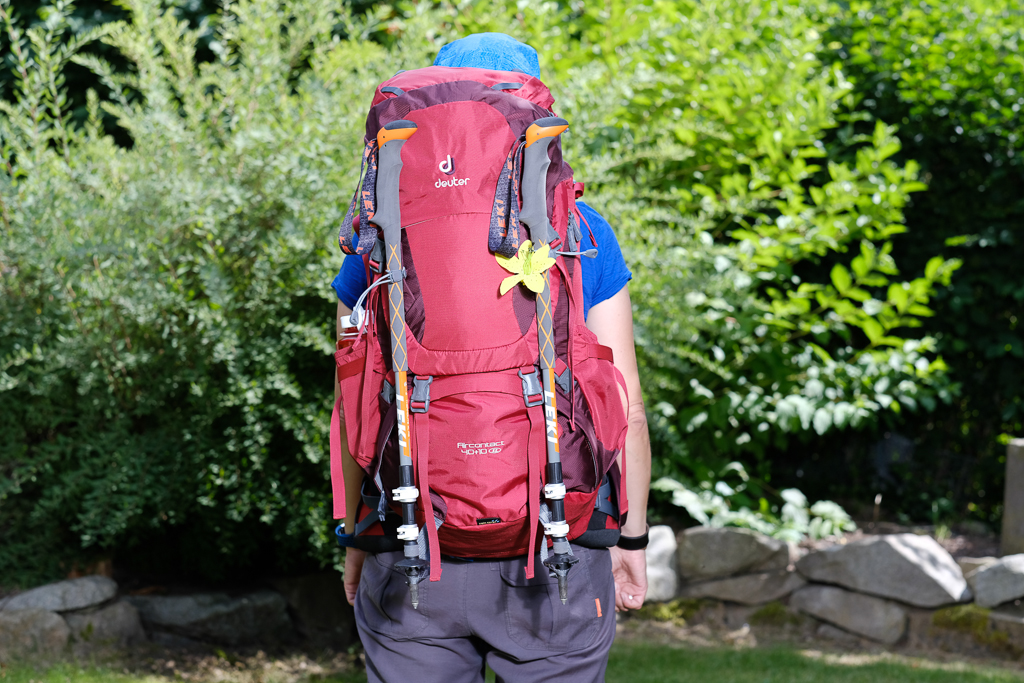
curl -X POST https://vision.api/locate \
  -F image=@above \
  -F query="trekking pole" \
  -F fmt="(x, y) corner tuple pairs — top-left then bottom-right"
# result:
(371, 119), (428, 609)
(519, 116), (578, 604)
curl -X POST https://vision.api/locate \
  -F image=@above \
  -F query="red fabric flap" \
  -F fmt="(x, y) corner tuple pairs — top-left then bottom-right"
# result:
(373, 66), (555, 110)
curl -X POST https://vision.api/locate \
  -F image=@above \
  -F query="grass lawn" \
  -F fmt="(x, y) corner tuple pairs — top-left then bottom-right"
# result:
(3, 644), (1022, 682)
(606, 644), (1024, 682)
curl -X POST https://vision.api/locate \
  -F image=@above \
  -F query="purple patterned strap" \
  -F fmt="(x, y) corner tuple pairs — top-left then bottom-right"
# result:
(338, 140), (380, 255)
(489, 140), (525, 257)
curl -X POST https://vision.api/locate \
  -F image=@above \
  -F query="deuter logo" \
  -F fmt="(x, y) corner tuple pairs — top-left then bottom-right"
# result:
(457, 441), (505, 456)
(435, 154), (468, 188)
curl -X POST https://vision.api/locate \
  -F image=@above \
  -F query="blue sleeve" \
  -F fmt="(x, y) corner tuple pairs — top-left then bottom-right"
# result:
(331, 254), (368, 309)
(576, 201), (632, 320)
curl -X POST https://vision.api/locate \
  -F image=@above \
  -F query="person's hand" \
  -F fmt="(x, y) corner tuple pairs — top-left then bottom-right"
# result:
(609, 545), (647, 612)
(344, 548), (367, 605)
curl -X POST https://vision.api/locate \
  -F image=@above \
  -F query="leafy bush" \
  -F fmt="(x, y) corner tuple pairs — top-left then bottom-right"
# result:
(0, 0), (448, 585)
(653, 464), (856, 541)
(458, 0), (960, 485)
(0, 0), (978, 586)
(806, 0), (1024, 524)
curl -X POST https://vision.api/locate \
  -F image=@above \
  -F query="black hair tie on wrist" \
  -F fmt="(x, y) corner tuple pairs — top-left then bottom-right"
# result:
(616, 524), (650, 551)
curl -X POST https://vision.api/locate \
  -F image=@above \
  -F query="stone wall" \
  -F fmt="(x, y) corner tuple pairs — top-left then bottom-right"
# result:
(0, 572), (356, 661)
(645, 525), (1024, 653)
(0, 576), (144, 660)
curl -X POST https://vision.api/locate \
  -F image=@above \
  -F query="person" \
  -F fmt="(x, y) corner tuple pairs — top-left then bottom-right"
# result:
(331, 33), (651, 683)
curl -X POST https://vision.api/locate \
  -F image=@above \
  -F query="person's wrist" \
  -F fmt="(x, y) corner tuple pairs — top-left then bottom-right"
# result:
(616, 523), (650, 551)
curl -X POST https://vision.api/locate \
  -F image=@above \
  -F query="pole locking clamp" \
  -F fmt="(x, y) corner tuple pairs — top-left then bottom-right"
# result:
(392, 486), (419, 503)
(543, 520), (570, 538)
(543, 483), (567, 500)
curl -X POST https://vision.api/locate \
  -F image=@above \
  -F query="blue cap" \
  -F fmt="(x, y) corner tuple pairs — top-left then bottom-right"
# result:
(433, 33), (541, 79)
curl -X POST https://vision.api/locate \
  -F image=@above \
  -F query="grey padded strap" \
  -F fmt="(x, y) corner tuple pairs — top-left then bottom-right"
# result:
(417, 516), (444, 561)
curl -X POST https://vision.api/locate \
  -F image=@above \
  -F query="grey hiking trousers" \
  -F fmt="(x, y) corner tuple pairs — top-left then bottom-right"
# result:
(354, 545), (616, 683)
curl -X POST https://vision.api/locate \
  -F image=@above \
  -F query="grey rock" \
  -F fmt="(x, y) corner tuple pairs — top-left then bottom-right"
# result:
(816, 622), (862, 644)
(0, 576), (117, 613)
(958, 556), (998, 579)
(150, 631), (209, 651)
(65, 601), (145, 654)
(790, 585), (907, 645)
(677, 527), (789, 581)
(271, 573), (356, 648)
(681, 570), (806, 605)
(796, 533), (970, 607)
(645, 525), (678, 602)
(0, 609), (70, 659)
(126, 590), (294, 646)
(969, 554), (1024, 608)
(752, 540), (797, 573)
(1002, 439), (1024, 556)
(990, 601), (1024, 627)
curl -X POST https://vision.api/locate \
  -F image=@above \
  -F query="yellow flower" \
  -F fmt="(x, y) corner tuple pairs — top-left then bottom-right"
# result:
(496, 240), (556, 295)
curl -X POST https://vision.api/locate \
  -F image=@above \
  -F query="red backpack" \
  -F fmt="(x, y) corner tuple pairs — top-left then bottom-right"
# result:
(329, 66), (628, 604)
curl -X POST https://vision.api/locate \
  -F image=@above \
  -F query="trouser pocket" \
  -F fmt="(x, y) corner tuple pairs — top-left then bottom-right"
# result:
(357, 551), (431, 640)
(498, 545), (611, 652)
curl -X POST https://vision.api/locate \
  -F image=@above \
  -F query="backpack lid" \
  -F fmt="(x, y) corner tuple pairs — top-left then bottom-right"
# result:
(372, 66), (555, 111)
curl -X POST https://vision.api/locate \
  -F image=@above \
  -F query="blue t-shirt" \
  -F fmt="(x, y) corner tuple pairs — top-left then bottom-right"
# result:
(331, 200), (631, 320)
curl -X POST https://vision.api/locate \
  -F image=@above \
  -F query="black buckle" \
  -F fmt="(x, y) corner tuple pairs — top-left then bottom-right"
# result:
(518, 368), (544, 407)
(410, 375), (433, 413)
(369, 238), (385, 274)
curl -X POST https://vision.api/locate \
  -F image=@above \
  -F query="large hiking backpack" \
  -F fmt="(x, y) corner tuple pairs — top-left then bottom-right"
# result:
(329, 66), (629, 598)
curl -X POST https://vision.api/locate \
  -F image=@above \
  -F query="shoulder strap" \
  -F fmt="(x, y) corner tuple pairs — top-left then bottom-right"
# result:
(338, 140), (379, 255)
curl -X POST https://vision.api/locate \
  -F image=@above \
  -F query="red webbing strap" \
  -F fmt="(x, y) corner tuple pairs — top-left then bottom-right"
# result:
(524, 408), (545, 580)
(414, 411), (442, 582)
(576, 204), (597, 247)
(619, 441), (629, 519)
(587, 343), (614, 363)
(330, 395), (346, 520)
(336, 354), (365, 380)
(613, 364), (630, 518)
(426, 374), (523, 401)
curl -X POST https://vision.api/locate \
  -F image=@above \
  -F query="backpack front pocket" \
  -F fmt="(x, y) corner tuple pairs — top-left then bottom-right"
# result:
(336, 336), (386, 467)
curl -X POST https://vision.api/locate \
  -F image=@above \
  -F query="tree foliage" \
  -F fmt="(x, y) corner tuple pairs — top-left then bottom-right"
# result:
(454, 0), (961, 490)
(1, 0), (1007, 586)
(0, 0), (443, 584)
(804, 0), (1024, 523)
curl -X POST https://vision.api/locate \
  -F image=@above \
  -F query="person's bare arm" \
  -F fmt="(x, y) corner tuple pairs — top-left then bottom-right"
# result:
(336, 299), (366, 604)
(586, 286), (651, 611)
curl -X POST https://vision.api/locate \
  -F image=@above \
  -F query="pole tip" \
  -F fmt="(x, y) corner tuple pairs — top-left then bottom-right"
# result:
(410, 583), (420, 609)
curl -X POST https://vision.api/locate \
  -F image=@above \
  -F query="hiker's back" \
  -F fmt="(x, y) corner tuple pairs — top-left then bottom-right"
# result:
(331, 65), (629, 588)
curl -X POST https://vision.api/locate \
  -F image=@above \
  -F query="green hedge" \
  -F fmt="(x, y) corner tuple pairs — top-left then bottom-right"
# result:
(809, 0), (1024, 523)
(0, 0), (985, 585)
(458, 0), (960, 505)
(0, 0), (441, 584)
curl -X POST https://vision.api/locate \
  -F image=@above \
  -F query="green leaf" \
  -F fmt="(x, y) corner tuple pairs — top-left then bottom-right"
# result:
(830, 264), (852, 293)
(862, 318), (884, 344)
